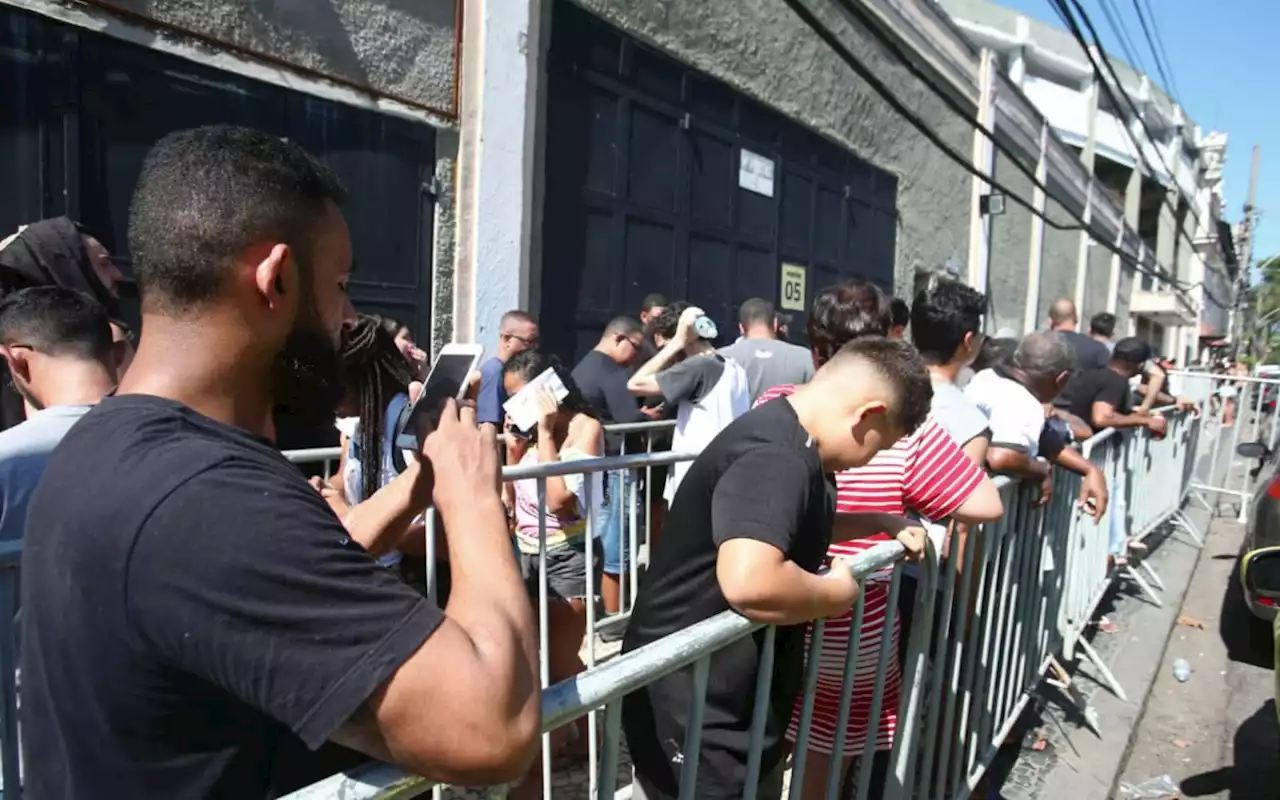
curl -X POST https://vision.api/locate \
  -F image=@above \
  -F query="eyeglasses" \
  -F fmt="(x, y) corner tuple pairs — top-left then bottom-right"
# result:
(504, 333), (540, 347)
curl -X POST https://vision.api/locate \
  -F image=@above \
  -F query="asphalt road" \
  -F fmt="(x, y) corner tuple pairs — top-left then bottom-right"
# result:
(1117, 508), (1280, 799)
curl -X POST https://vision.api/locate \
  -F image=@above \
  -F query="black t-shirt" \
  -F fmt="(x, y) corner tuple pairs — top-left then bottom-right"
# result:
(1052, 331), (1112, 410)
(1062, 367), (1133, 433)
(572, 350), (645, 455)
(621, 399), (834, 799)
(20, 394), (443, 799)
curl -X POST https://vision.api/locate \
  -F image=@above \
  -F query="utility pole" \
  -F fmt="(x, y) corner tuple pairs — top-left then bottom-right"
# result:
(1231, 145), (1261, 358)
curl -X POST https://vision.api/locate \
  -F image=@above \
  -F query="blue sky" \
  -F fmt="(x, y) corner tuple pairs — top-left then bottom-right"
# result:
(994, 0), (1279, 267)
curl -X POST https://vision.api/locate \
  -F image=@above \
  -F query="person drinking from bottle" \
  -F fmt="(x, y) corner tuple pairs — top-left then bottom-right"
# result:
(627, 301), (749, 507)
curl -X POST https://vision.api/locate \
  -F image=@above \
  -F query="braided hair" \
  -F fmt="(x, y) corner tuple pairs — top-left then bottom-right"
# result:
(341, 314), (418, 502)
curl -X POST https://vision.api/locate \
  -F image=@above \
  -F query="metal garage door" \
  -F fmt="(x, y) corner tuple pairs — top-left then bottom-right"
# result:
(540, 0), (899, 361)
(1, 5), (436, 448)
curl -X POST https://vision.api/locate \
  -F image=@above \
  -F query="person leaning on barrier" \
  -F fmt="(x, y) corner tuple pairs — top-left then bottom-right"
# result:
(622, 338), (932, 800)
(965, 332), (1109, 522)
(19, 125), (539, 799)
(910, 276), (991, 466)
(753, 279), (1003, 800)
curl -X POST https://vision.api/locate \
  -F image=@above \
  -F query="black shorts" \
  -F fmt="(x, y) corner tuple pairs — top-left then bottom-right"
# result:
(519, 546), (601, 602)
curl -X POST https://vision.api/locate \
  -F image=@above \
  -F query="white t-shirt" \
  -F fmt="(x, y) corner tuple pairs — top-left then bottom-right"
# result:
(965, 368), (1046, 458)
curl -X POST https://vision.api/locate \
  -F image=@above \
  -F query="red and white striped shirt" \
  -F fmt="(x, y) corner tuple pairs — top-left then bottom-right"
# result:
(754, 384), (986, 755)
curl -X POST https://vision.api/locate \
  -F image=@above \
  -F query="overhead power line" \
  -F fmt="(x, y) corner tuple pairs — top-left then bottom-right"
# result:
(1133, 0), (1183, 103)
(1049, 0), (1217, 293)
(1095, 0), (1145, 76)
(777, 0), (1228, 308)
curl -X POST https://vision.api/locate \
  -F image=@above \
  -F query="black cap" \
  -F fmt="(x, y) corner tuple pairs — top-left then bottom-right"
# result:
(1112, 336), (1152, 365)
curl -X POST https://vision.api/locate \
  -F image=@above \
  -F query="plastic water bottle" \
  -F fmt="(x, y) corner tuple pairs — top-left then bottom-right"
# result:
(693, 315), (718, 340)
(1172, 658), (1191, 682)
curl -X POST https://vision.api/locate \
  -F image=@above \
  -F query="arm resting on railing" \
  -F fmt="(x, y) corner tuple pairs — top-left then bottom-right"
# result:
(716, 539), (859, 625)
(949, 472), (1005, 523)
(1051, 446), (1108, 521)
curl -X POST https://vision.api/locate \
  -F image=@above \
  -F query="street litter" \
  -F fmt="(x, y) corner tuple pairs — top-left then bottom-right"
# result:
(1172, 658), (1191, 682)
(1176, 615), (1205, 630)
(1118, 774), (1180, 798)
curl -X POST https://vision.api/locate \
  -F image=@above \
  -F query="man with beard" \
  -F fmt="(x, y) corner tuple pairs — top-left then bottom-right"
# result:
(19, 126), (539, 799)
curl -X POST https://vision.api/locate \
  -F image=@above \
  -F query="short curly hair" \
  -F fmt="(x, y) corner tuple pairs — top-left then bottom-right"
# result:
(806, 280), (893, 367)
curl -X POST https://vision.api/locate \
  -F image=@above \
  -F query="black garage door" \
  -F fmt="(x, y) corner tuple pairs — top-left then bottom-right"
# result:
(1, 5), (435, 349)
(1, 5), (436, 448)
(540, 0), (899, 361)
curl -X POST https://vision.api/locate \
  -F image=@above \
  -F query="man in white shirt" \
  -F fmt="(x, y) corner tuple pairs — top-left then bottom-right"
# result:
(966, 332), (1107, 517)
(628, 302), (749, 505)
(0, 286), (119, 543)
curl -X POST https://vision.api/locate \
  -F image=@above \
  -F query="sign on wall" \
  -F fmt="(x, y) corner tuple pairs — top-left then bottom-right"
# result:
(738, 148), (775, 197)
(780, 263), (807, 312)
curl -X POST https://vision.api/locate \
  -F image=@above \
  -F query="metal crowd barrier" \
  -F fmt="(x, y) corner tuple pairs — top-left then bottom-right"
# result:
(1171, 369), (1280, 522)
(0, 410), (1209, 800)
(278, 408), (1205, 800)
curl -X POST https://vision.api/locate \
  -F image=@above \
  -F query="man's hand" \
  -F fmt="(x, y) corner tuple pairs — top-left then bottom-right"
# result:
(1146, 414), (1168, 438)
(673, 306), (704, 348)
(308, 476), (354, 520)
(894, 526), (927, 563)
(1077, 467), (1108, 523)
(821, 557), (862, 617)
(424, 399), (502, 514)
(640, 404), (665, 421)
(1175, 396), (1200, 416)
(1034, 473), (1053, 507)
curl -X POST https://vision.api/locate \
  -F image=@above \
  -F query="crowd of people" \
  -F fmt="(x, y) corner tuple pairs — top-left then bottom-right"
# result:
(0, 123), (1207, 800)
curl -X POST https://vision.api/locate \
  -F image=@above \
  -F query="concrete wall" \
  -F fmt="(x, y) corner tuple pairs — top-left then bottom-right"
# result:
(1114, 262), (1135, 330)
(985, 149), (1034, 334)
(108, 0), (459, 114)
(1082, 239), (1111, 323)
(572, 0), (973, 294)
(1037, 197), (1079, 325)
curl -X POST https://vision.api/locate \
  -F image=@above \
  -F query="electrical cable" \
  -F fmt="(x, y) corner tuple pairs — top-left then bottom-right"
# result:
(788, 0), (1229, 308)
(1133, 0), (1182, 104)
(1095, 0), (1146, 77)
(1048, 0), (1229, 306)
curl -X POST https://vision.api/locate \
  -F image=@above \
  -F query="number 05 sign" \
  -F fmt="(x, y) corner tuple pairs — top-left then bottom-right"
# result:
(779, 263), (807, 312)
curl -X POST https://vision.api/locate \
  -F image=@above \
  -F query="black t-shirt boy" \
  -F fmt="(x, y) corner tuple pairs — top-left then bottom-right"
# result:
(1064, 367), (1134, 434)
(621, 398), (834, 799)
(20, 395), (444, 799)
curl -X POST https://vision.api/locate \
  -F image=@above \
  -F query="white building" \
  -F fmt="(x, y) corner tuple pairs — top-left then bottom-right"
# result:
(939, 0), (1238, 361)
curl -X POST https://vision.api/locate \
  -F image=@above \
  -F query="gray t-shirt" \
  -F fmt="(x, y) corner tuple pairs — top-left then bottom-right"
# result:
(718, 337), (815, 403)
(929, 378), (990, 448)
(0, 404), (93, 543)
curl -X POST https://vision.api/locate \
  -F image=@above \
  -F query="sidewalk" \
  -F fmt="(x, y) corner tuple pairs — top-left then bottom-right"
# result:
(993, 426), (1236, 800)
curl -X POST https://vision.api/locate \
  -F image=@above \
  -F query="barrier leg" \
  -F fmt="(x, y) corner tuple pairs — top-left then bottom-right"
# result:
(1173, 510), (1205, 547)
(1076, 636), (1128, 703)
(1137, 559), (1167, 593)
(1121, 563), (1164, 608)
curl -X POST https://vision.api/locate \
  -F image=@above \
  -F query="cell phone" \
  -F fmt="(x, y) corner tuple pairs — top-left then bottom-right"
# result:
(395, 343), (484, 450)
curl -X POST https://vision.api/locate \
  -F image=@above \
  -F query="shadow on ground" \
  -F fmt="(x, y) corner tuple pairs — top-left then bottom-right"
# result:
(1179, 700), (1280, 799)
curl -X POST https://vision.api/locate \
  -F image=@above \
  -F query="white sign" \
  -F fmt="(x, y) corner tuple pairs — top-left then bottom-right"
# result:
(779, 263), (807, 312)
(503, 367), (569, 433)
(738, 148), (775, 197)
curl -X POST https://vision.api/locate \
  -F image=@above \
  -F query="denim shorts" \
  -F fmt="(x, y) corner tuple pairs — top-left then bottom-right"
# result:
(599, 470), (634, 575)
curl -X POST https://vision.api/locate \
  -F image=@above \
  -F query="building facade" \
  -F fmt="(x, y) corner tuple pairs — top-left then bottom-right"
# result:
(0, 0), (1233, 375)
(939, 0), (1239, 361)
